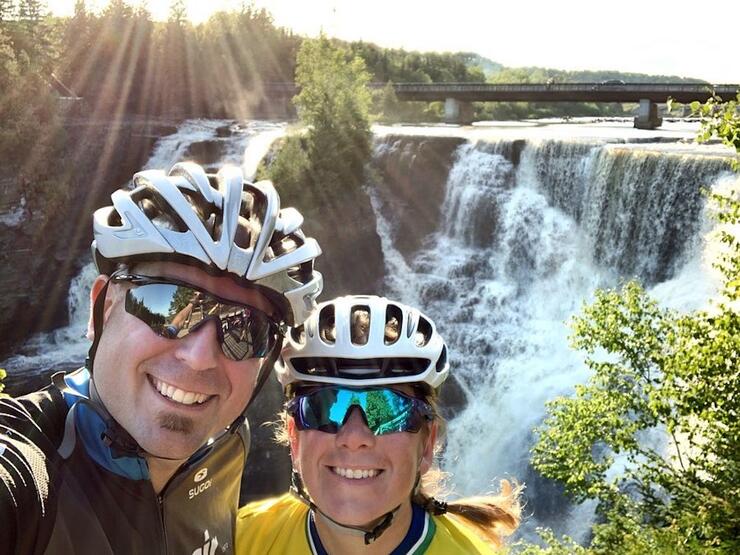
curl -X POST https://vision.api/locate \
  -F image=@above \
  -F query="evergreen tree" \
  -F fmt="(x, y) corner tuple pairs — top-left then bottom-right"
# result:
(168, 0), (186, 25)
(0, 0), (15, 23)
(294, 34), (372, 192)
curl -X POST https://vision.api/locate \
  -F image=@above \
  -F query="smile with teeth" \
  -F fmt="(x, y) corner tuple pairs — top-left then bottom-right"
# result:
(151, 376), (211, 406)
(331, 467), (381, 480)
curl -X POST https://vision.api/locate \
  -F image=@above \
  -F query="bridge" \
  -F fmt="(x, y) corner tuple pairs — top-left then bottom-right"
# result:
(265, 82), (739, 129)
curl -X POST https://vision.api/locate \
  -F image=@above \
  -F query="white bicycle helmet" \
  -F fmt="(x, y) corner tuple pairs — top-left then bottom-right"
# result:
(91, 162), (322, 325)
(276, 295), (449, 390)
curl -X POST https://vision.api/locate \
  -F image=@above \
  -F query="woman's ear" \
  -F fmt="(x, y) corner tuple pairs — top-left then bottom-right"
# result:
(419, 421), (438, 475)
(87, 275), (113, 341)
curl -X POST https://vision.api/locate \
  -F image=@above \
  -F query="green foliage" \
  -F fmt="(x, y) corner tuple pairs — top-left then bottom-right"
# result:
(0, 11), (65, 220)
(259, 134), (310, 200)
(370, 81), (441, 123)
(528, 202), (740, 552)
(521, 96), (740, 554)
(373, 81), (400, 121)
(53, 2), (299, 117)
(270, 36), (371, 198)
(513, 528), (589, 554)
(346, 41), (485, 84)
(691, 92), (740, 169)
(0, 367), (5, 397)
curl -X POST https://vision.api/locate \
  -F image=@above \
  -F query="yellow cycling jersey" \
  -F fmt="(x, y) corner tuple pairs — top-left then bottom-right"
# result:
(236, 494), (494, 554)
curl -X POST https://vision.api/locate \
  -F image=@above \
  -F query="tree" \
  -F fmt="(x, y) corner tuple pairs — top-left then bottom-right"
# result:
(691, 92), (740, 167)
(168, 0), (186, 25)
(265, 34), (372, 198)
(0, 0), (15, 23)
(522, 99), (740, 553)
(293, 34), (372, 193)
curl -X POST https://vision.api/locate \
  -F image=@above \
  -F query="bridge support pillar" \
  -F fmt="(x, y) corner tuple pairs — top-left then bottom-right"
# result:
(444, 98), (474, 124)
(634, 98), (663, 130)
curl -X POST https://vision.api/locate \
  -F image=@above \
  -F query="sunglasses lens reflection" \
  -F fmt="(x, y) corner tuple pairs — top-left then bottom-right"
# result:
(125, 282), (277, 361)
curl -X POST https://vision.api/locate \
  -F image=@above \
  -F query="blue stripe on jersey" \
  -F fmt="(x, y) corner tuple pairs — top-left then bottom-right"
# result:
(63, 369), (149, 480)
(307, 503), (434, 555)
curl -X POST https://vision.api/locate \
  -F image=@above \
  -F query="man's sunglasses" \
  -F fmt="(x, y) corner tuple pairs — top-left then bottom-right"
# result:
(112, 273), (282, 361)
(287, 386), (435, 436)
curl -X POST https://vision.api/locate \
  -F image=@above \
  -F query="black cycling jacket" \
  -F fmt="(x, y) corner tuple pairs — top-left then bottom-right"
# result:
(0, 368), (249, 554)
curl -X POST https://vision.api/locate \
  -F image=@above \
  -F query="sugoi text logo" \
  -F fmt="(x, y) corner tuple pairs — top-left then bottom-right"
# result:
(192, 530), (219, 555)
(194, 468), (208, 482)
(189, 478), (212, 500)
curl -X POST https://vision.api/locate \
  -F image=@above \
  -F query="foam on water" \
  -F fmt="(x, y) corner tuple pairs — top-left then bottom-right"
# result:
(370, 135), (735, 541)
(2, 120), (286, 374)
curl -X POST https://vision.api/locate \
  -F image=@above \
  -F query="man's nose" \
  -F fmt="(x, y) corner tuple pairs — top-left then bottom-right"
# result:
(173, 318), (221, 370)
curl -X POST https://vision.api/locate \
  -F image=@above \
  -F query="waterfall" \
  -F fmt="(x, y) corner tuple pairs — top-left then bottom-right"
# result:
(1, 120), (285, 377)
(370, 136), (735, 541)
(3, 120), (735, 542)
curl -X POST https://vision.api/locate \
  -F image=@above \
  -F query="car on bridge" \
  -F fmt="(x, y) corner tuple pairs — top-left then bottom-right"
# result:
(593, 79), (626, 90)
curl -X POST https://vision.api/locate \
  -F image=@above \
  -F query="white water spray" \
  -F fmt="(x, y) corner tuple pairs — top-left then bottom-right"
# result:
(370, 135), (735, 541)
(1, 120), (286, 376)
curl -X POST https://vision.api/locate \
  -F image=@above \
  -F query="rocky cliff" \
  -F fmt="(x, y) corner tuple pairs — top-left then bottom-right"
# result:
(0, 119), (177, 358)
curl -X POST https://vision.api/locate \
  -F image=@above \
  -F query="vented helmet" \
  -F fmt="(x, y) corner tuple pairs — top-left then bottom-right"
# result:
(276, 295), (449, 389)
(91, 162), (322, 325)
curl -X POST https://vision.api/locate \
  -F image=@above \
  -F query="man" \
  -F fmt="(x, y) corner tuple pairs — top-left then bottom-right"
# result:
(0, 162), (322, 553)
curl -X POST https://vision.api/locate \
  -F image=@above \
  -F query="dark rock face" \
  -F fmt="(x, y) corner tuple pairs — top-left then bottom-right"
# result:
(184, 140), (226, 168)
(372, 135), (466, 258)
(0, 120), (176, 358)
(241, 374), (292, 503)
(280, 186), (386, 302)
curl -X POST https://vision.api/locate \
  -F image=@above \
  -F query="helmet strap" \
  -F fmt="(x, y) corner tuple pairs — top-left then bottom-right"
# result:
(87, 275), (115, 371)
(289, 468), (401, 545)
(239, 329), (285, 417)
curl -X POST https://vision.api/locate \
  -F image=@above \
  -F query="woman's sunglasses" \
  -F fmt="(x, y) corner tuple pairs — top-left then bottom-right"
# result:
(287, 386), (435, 436)
(112, 273), (282, 361)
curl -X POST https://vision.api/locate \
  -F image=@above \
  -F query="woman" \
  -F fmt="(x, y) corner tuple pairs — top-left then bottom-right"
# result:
(237, 295), (520, 553)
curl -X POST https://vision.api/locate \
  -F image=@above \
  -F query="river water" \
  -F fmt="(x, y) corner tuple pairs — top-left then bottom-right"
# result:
(2, 117), (737, 542)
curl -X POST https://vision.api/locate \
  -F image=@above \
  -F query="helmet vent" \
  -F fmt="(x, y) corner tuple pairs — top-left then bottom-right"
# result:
(272, 235), (300, 257)
(291, 357), (431, 379)
(318, 305), (336, 344)
(290, 325), (306, 344)
(350, 306), (370, 346)
(135, 188), (188, 232)
(385, 305), (403, 345)
(234, 215), (255, 249)
(436, 345), (448, 372)
(415, 317), (433, 347)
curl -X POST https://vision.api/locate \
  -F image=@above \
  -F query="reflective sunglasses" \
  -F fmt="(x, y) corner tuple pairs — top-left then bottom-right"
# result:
(112, 273), (281, 361)
(287, 386), (435, 436)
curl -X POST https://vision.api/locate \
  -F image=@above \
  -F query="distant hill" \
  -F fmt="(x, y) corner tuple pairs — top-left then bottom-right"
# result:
(463, 60), (707, 84)
(456, 52), (504, 78)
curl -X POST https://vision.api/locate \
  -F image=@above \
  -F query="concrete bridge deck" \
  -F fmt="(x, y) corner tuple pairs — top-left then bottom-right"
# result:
(391, 83), (739, 103)
(264, 82), (739, 128)
(266, 82), (738, 103)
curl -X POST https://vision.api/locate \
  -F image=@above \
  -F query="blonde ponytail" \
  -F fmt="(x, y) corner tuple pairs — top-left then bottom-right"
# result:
(413, 477), (521, 548)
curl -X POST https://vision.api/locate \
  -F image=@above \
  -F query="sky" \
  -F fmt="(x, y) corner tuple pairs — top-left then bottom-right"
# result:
(46, 0), (739, 83)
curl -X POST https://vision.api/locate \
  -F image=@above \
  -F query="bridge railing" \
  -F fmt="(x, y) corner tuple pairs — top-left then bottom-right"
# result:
(264, 81), (739, 96)
(391, 82), (739, 93)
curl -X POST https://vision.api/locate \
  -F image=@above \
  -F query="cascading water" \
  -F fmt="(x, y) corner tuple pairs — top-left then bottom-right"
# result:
(1, 120), (285, 381)
(3, 118), (736, 543)
(370, 135), (736, 541)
